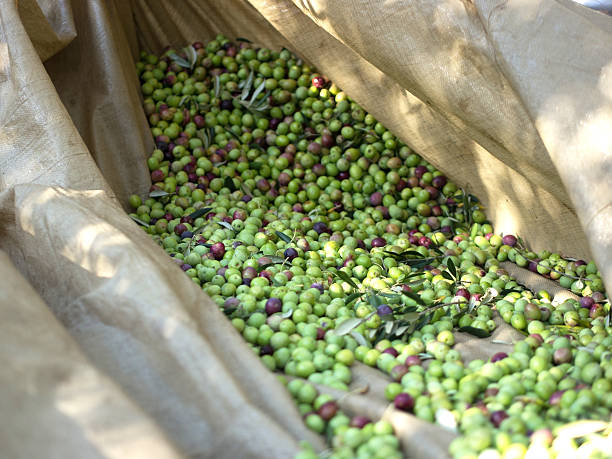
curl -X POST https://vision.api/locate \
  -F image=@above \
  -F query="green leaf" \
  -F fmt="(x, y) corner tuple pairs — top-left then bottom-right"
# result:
(275, 231), (292, 243)
(249, 81), (267, 106)
(188, 207), (212, 219)
(168, 52), (190, 69)
(399, 250), (425, 259)
(400, 311), (420, 322)
(404, 259), (432, 269)
(442, 271), (455, 281)
(350, 331), (368, 347)
(236, 37), (253, 43)
(281, 309), (293, 319)
(480, 288), (499, 304)
(179, 95), (191, 107)
(368, 293), (383, 308)
(384, 321), (396, 335)
(458, 326), (491, 338)
(446, 257), (457, 278)
(197, 129), (210, 148)
(240, 71), (254, 100)
(214, 75), (220, 98)
(415, 313), (432, 330)
(149, 190), (173, 198)
(334, 271), (358, 289)
(334, 318), (363, 336)
(378, 292), (400, 299)
(224, 176), (237, 192)
(394, 324), (411, 336)
(129, 215), (150, 228)
(218, 221), (234, 231)
(183, 45), (197, 69)
(344, 292), (362, 305)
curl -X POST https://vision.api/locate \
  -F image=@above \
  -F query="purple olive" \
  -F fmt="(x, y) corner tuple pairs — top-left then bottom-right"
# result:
(490, 410), (509, 428)
(179, 230), (193, 240)
(284, 248), (298, 260)
(260, 344), (273, 356)
(404, 355), (422, 367)
(371, 237), (386, 248)
(491, 352), (508, 362)
(579, 296), (595, 309)
(350, 416), (371, 429)
(502, 235), (517, 246)
(311, 76), (325, 88)
(456, 288), (471, 300)
(313, 222), (330, 234)
(223, 297), (240, 312)
(431, 175), (447, 189)
(414, 165), (427, 179)
(382, 347), (399, 357)
(242, 267), (257, 280)
(174, 223), (188, 236)
(377, 305), (393, 316)
(548, 390), (565, 405)
(590, 304), (605, 318)
(369, 192), (383, 206)
(394, 393), (414, 412)
(210, 242), (226, 260)
(180, 263), (192, 271)
(553, 347), (572, 364)
(390, 365), (409, 381)
(265, 297), (282, 315)
(317, 401), (338, 421)
(311, 283), (324, 293)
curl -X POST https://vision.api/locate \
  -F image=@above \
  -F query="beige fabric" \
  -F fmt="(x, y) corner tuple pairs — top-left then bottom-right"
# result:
(1, 0), (323, 457)
(0, 251), (182, 459)
(1, 0), (610, 457)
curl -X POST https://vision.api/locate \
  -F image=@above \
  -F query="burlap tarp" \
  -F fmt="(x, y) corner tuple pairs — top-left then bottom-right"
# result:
(1, 0), (610, 457)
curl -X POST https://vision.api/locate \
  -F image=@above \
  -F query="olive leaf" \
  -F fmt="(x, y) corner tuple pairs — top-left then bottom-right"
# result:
(168, 52), (191, 69)
(182, 45), (198, 69)
(344, 291), (363, 305)
(129, 215), (150, 228)
(350, 331), (368, 347)
(249, 81), (267, 105)
(217, 221), (234, 231)
(224, 176), (237, 191)
(235, 37), (253, 43)
(197, 129), (211, 148)
(367, 293), (383, 308)
(281, 309), (294, 319)
(334, 271), (358, 290)
(480, 287), (499, 304)
(275, 231), (292, 243)
(214, 75), (220, 98)
(149, 189), (173, 198)
(446, 257), (457, 278)
(188, 207), (213, 219)
(458, 326), (491, 338)
(334, 318), (363, 336)
(240, 71), (254, 100)
(467, 297), (478, 314)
